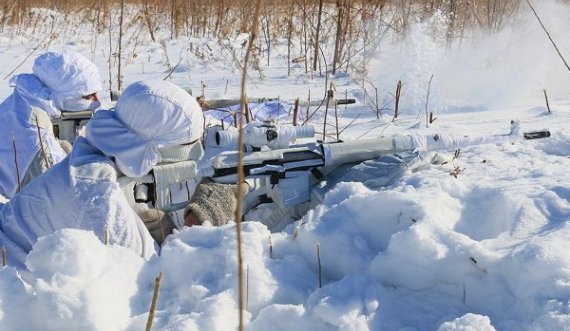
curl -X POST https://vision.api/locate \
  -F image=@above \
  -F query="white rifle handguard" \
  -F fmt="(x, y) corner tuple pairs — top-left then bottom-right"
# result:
(322, 136), (414, 175)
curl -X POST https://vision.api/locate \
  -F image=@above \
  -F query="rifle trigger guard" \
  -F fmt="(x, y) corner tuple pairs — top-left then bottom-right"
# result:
(311, 168), (324, 180)
(269, 172), (285, 185)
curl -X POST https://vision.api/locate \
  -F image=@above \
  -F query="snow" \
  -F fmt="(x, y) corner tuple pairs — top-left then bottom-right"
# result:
(1, 2), (570, 331)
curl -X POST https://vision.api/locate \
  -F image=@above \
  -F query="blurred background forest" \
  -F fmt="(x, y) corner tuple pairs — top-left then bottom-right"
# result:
(0, 0), (528, 78)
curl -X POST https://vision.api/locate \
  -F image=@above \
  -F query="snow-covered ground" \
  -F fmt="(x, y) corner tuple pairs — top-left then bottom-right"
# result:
(1, 2), (570, 330)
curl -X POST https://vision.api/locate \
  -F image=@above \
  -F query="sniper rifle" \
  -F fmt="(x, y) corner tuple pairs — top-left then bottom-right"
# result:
(119, 121), (551, 223)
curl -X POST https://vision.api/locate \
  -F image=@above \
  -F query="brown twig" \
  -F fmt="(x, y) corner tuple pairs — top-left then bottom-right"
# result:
(334, 100), (340, 141)
(292, 98), (299, 126)
(145, 271), (164, 331)
(429, 112), (437, 124)
(375, 87), (380, 119)
(393, 80), (402, 121)
(268, 236), (273, 259)
(543, 89), (551, 114)
(337, 112), (362, 136)
(12, 137), (21, 194)
(526, 0), (570, 73)
(316, 242), (322, 288)
(35, 117), (51, 169)
(117, 0), (124, 91)
(246, 264), (250, 309)
(313, 0), (324, 72)
(3, 42), (41, 80)
(104, 225), (109, 245)
(322, 84), (333, 141)
(424, 74), (434, 127)
(2, 246), (6, 267)
(236, 1), (263, 330)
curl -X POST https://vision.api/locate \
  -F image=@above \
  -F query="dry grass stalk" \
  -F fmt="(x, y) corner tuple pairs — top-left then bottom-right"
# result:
(316, 242), (322, 288)
(2, 0), (523, 43)
(12, 137), (21, 194)
(107, 10), (113, 91)
(449, 166), (463, 178)
(286, 6), (293, 76)
(244, 100), (250, 124)
(424, 74), (434, 127)
(334, 100), (339, 141)
(142, 1), (156, 42)
(145, 271), (164, 331)
(268, 236), (273, 258)
(543, 89), (551, 114)
(104, 226), (109, 245)
(246, 264), (249, 309)
(159, 40), (172, 74)
(312, 0), (324, 72)
(236, 1), (263, 330)
(292, 98), (299, 126)
(375, 87), (380, 119)
(337, 112), (361, 136)
(2, 246), (6, 267)
(117, 0), (124, 91)
(393, 80), (402, 121)
(526, 0), (570, 73)
(332, 0), (347, 75)
(35, 117), (51, 169)
(306, 89), (311, 123)
(322, 83), (334, 140)
(3, 42), (41, 80)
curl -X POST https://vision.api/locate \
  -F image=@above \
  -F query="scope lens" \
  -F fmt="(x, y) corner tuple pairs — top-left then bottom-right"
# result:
(266, 129), (278, 141)
(215, 132), (221, 145)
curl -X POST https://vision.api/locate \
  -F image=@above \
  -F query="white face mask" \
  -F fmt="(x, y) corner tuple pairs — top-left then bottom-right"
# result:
(61, 97), (101, 112)
(158, 140), (204, 163)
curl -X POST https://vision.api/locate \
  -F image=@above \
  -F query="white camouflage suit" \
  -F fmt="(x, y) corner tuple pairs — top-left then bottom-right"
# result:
(0, 50), (102, 199)
(0, 80), (204, 269)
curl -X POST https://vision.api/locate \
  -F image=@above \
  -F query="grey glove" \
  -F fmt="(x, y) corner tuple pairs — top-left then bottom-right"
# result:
(184, 179), (245, 227)
(138, 209), (175, 245)
(340, 154), (409, 188)
(59, 139), (73, 154)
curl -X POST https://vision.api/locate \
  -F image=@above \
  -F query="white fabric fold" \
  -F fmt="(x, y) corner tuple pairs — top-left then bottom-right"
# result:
(0, 138), (158, 269)
(0, 50), (102, 198)
(0, 90), (67, 198)
(86, 79), (204, 178)
(9, 74), (61, 118)
(33, 50), (102, 111)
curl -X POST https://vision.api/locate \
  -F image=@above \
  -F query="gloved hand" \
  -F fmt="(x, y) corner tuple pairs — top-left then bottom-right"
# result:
(184, 179), (249, 227)
(138, 209), (175, 245)
(59, 140), (73, 154)
(340, 154), (409, 188)
(340, 151), (454, 188)
(509, 119), (521, 138)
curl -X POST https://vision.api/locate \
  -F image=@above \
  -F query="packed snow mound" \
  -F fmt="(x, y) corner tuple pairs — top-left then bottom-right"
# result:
(1, 130), (569, 331)
(0, 229), (144, 331)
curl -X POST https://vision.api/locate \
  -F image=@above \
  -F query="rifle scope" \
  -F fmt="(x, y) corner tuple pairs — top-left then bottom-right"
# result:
(215, 125), (315, 149)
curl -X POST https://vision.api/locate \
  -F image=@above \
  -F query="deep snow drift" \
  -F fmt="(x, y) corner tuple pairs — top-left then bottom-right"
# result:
(1, 2), (570, 331)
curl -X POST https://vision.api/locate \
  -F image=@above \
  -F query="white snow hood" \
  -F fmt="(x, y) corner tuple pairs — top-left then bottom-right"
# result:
(10, 50), (102, 118)
(86, 79), (204, 178)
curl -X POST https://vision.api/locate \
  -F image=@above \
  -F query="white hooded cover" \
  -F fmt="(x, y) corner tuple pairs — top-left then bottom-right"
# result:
(86, 79), (204, 178)
(32, 50), (102, 114)
(0, 79), (202, 269)
(0, 50), (102, 198)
